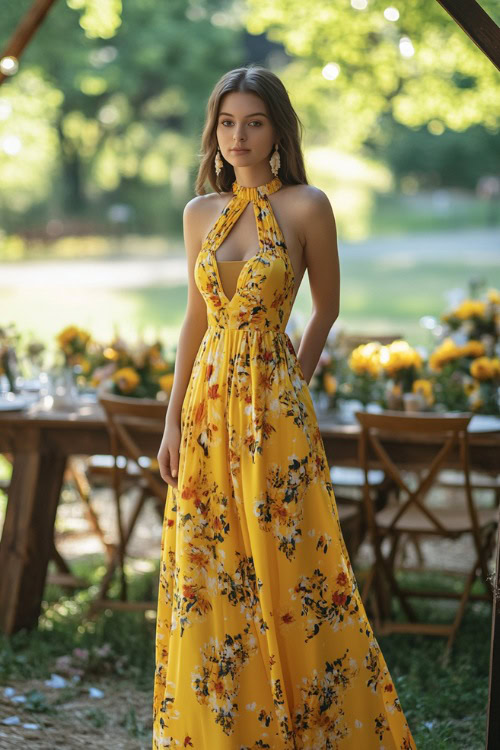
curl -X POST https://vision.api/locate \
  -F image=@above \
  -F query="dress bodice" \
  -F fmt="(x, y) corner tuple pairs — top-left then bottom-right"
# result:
(194, 175), (295, 332)
(216, 259), (247, 305)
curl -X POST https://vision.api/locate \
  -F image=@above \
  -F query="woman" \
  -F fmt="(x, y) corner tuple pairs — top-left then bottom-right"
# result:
(153, 64), (416, 749)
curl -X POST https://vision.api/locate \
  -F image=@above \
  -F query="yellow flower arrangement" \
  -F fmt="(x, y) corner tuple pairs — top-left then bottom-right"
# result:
(159, 373), (175, 393)
(487, 288), (500, 305)
(460, 340), (486, 359)
(348, 342), (381, 377)
(470, 356), (500, 382)
(429, 337), (485, 372)
(412, 378), (434, 406)
(103, 346), (121, 361)
(451, 299), (487, 320)
(71, 353), (91, 374)
(323, 372), (337, 396)
(112, 367), (140, 394)
(56, 325), (91, 355)
(379, 340), (422, 377)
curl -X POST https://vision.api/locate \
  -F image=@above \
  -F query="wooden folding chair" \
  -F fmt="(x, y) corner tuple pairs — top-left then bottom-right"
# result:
(330, 466), (396, 562)
(355, 409), (497, 655)
(89, 391), (168, 613)
(65, 453), (155, 563)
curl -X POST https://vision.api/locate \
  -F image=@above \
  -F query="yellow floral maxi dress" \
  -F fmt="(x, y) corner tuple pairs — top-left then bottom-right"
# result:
(153, 175), (417, 750)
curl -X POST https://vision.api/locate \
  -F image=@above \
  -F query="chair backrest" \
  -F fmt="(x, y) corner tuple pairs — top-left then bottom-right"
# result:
(98, 390), (168, 501)
(354, 410), (476, 536)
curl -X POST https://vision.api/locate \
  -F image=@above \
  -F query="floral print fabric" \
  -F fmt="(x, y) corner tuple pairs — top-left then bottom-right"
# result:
(153, 175), (416, 749)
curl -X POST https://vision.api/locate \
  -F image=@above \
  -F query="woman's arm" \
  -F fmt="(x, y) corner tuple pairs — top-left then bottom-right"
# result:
(295, 188), (340, 385)
(165, 196), (209, 429)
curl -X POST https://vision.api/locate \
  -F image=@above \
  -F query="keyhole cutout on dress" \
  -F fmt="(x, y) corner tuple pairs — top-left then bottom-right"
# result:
(215, 200), (261, 262)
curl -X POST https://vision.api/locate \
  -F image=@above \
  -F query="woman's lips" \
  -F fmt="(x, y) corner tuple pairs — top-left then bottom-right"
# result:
(231, 148), (250, 153)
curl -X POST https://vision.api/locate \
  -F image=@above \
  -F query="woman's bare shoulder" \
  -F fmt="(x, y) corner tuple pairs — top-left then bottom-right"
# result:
(183, 190), (230, 223)
(282, 184), (335, 235)
(184, 189), (230, 211)
(283, 182), (331, 206)
(183, 191), (232, 248)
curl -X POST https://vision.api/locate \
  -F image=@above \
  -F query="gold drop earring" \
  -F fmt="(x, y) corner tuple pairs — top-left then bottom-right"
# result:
(269, 142), (280, 176)
(215, 147), (223, 176)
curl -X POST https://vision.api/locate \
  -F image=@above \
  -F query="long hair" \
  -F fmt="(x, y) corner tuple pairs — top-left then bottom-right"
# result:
(195, 65), (308, 195)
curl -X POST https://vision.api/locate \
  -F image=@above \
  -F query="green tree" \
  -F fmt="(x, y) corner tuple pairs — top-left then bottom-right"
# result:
(0, 0), (242, 229)
(244, 0), (499, 149)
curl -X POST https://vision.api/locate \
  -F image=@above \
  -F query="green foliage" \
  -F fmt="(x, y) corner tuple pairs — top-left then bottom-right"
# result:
(67, 0), (123, 40)
(377, 570), (491, 749)
(0, 0), (243, 226)
(245, 0), (500, 149)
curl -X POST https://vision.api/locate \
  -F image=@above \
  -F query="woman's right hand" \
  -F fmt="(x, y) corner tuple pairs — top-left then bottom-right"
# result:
(157, 421), (181, 489)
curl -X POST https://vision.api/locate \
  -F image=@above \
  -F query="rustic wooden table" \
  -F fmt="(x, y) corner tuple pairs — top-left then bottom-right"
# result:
(0, 399), (499, 636)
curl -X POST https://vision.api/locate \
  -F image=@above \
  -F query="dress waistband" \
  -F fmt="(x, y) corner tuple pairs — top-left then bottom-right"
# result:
(207, 323), (286, 334)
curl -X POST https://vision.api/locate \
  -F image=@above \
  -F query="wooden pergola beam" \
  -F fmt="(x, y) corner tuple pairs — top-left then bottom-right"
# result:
(436, 0), (500, 69)
(0, 0), (59, 86)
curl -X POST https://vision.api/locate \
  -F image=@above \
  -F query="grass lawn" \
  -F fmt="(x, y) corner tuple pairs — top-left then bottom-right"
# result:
(0, 557), (491, 749)
(2, 227), (499, 353)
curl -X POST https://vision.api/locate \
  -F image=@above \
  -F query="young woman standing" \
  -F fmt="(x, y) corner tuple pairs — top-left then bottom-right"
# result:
(153, 64), (416, 750)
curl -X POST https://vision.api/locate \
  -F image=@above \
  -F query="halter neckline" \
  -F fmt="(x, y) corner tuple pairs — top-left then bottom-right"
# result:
(231, 175), (282, 201)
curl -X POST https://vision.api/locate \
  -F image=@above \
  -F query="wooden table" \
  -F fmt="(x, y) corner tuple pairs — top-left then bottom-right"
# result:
(1, 399), (499, 636)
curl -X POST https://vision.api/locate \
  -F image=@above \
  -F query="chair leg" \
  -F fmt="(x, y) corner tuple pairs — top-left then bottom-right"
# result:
(387, 531), (401, 570)
(51, 542), (71, 575)
(378, 536), (417, 622)
(444, 556), (480, 657)
(409, 532), (425, 566)
(361, 564), (375, 603)
(67, 458), (115, 563)
(94, 484), (150, 604)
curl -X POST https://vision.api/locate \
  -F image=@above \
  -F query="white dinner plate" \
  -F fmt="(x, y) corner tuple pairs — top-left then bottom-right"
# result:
(0, 395), (28, 411)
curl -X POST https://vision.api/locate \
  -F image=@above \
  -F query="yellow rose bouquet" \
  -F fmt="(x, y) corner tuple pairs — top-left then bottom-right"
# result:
(342, 342), (385, 407)
(310, 345), (342, 411)
(467, 356), (500, 414)
(91, 334), (175, 400)
(427, 334), (498, 413)
(441, 287), (499, 348)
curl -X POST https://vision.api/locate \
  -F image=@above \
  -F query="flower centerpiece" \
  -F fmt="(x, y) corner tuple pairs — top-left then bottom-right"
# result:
(56, 325), (92, 370)
(378, 339), (424, 410)
(440, 288), (499, 354)
(427, 336), (498, 413)
(91, 334), (175, 400)
(468, 356), (500, 414)
(0, 323), (21, 393)
(341, 342), (384, 407)
(309, 342), (345, 411)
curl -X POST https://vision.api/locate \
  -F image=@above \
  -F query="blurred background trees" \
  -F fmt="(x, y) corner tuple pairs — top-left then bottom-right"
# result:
(0, 0), (498, 243)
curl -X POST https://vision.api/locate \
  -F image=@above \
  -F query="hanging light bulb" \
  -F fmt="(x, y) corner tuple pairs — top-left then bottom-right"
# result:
(0, 56), (19, 76)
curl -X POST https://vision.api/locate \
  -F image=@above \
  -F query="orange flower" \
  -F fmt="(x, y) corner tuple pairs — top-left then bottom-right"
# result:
(332, 590), (347, 606)
(337, 571), (348, 586)
(182, 584), (196, 599)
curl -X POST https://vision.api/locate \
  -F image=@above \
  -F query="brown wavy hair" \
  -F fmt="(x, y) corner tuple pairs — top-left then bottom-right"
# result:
(195, 64), (308, 196)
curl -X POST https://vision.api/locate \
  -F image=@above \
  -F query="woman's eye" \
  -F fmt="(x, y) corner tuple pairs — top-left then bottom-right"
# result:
(220, 120), (262, 126)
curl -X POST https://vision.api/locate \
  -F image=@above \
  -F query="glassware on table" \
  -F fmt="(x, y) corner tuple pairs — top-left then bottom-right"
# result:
(44, 367), (78, 410)
(403, 392), (426, 412)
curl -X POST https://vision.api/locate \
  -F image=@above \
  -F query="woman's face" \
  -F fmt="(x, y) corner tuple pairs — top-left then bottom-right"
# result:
(216, 91), (276, 172)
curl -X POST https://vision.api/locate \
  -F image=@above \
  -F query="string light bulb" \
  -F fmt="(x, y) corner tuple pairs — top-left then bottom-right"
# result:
(0, 56), (19, 76)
